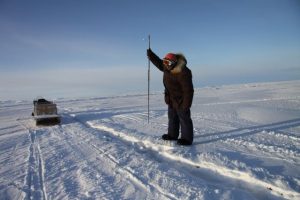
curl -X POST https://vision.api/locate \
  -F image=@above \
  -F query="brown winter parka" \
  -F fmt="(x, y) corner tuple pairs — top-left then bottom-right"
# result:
(148, 50), (194, 110)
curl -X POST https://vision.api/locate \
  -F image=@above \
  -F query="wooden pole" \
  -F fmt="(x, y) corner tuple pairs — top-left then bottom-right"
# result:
(148, 35), (151, 123)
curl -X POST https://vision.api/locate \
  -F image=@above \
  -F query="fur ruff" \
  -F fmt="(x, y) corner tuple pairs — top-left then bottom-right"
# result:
(170, 54), (187, 74)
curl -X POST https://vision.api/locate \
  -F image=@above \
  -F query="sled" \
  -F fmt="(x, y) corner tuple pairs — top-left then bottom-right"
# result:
(32, 98), (61, 126)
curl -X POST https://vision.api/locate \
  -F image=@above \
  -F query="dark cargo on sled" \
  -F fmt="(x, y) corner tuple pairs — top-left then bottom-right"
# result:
(32, 98), (61, 125)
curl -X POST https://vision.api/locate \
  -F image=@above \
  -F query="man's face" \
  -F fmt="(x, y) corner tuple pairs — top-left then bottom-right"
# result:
(163, 59), (176, 71)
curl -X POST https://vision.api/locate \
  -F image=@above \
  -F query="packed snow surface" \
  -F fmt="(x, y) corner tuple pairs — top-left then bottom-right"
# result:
(1, 81), (300, 200)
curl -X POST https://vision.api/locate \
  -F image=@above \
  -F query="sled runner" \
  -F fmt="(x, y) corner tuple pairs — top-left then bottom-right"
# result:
(32, 98), (61, 125)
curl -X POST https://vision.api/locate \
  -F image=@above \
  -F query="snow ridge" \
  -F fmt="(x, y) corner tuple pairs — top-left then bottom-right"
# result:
(89, 122), (299, 199)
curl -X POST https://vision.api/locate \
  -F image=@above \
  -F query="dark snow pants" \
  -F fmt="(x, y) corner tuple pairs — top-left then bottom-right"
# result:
(168, 106), (194, 143)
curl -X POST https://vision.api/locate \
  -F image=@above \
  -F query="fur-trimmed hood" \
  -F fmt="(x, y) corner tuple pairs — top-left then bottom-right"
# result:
(169, 54), (187, 74)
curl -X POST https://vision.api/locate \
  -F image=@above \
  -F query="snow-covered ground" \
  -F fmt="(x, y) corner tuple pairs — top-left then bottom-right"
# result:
(1, 80), (300, 200)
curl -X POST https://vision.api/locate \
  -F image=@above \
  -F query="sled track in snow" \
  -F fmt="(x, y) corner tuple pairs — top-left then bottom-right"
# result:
(27, 131), (47, 200)
(18, 117), (179, 199)
(62, 116), (179, 200)
(17, 120), (47, 200)
(76, 117), (300, 200)
(52, 127), (147, 199)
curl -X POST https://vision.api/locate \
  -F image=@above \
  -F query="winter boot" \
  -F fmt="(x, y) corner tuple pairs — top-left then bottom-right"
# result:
(177, 138), (192, 146)
(162, 134), (178, 141)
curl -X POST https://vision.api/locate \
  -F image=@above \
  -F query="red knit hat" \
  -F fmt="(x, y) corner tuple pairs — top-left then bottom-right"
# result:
(164, 53), (177, 62)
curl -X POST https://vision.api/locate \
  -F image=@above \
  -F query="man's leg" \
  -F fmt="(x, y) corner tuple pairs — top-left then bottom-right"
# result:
(167, 106), (179, 139)
(178, 109), (193, 144)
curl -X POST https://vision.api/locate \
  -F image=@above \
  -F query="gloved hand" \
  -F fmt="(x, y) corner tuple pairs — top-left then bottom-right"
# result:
(147, 48), (153, 58)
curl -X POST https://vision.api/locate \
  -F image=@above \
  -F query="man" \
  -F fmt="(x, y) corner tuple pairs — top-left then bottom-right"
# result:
(147, 48), (194, 145)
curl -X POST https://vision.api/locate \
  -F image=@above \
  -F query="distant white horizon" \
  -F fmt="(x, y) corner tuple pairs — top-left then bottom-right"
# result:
(1, 65), (299, 101)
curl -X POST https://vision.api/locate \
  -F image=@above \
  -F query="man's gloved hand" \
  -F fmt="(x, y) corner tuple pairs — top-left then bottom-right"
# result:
(147, 48), (153, 58)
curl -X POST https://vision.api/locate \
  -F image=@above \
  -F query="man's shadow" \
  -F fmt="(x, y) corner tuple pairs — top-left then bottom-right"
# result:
(193, 118), (300, 145)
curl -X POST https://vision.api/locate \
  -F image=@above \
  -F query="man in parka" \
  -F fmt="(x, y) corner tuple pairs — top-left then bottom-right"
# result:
(147, 48), (194, 145)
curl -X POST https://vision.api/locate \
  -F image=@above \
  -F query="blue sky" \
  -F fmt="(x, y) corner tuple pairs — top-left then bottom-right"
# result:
(0, 0), (299, 100)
